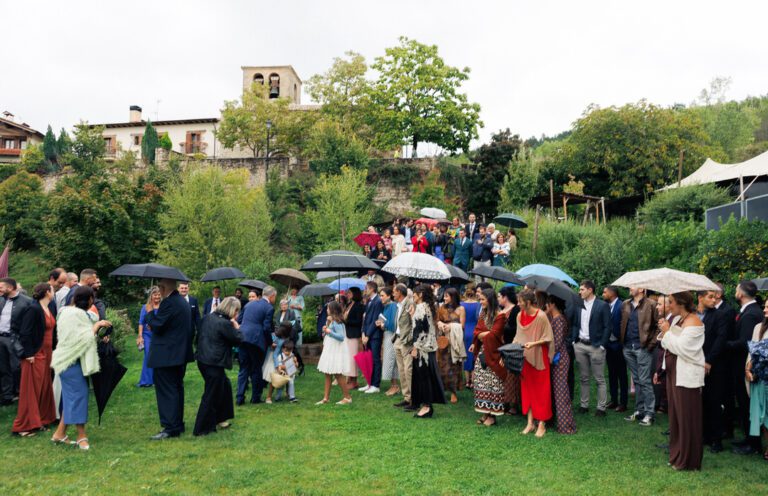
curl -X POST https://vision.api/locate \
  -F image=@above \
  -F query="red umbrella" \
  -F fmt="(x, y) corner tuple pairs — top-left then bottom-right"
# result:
(353, 232), (382, 248)
(0, 245), (8, 278)
(354, 347), (373, 384)
(414, 218), (451, 229)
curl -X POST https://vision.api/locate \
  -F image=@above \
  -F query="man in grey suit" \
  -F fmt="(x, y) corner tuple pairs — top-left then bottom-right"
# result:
(391, 284), (416, 412)
(571, 279), (612, 417)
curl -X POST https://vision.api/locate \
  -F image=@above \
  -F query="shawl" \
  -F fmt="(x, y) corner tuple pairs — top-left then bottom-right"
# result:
(448, 323), (467, 364)
(51, 306), (100, 376)
(391, 235), (406, 256)
(412, 303), (438, 365)
(472, 312), (508, 380)
(513, 310), (554, 370)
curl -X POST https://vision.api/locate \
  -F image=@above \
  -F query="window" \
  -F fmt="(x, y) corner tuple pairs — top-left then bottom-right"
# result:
(187, 131), (204, 153)
(253, 73), (264, 85)
(269, 73), (280, 98)
(20, 139), (27, 150)
(2, 138), (14, 149)
(132, 135), (142, 146)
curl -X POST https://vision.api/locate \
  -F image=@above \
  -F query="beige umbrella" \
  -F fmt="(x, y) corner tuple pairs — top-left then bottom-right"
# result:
(269, 268), (311, 289)
(611, 268), (719, 294)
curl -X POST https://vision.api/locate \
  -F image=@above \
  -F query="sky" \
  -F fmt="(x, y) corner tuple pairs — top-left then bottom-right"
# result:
(3, 0), (767, 150)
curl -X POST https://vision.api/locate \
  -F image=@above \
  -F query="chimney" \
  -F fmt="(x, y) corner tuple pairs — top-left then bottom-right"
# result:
(129, 105), (142, 123)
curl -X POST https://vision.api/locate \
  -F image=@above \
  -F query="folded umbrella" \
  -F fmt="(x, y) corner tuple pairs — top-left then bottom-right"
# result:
(493, 213), (528, 229)
(298, 283), (336, 297)
(353, 232), (382, 249)
(420, 207), (448, 219)
(238, 279), (267, 290)
(611, 268), (720, 294)
(516, 264), (577, 286)
(91, 340), (127, 425)
(521, 274), (582, 308)
(382, 252), (451, 281)
(328, 278), (367, 292)
(269, 268), (311, 289)
(200, 267), (246, 282)
(109, 263), (190, 282)
(354, 348), (373, 385)
(470, 265), (525, 285)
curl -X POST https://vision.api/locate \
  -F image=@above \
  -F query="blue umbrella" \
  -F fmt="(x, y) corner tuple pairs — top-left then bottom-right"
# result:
(516, 264), (578, 287)
(328, 278), (367, 292)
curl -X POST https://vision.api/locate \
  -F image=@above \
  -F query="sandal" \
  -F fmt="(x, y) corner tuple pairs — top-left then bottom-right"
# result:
(314, 399), (329, 405)
(51, 435), (72, 445)
(483, 417), (497, 427)
(75, 438), (90, 450)
(17, 431), (36, 438)
(336, 398), (352, 405)
(216, 422), (231, 429)
(476, 414), (489, 425)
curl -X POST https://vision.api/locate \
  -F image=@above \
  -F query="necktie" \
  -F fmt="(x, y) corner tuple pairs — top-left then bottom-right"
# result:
(213, 298), (219, 311)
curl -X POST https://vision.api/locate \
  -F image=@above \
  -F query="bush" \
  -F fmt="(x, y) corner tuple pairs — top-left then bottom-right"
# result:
(697, 218), (768, 291)
(105, 307), (133, 354)
(0, 171), (47, 249)
(555, 221), (633, 289)
(0, 163), (18, 182)
(637, 183), (732, 225)
(625, 220), (707, 273)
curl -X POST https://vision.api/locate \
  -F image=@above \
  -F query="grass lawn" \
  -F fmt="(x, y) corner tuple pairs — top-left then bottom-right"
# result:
(0, 342), (765, 495)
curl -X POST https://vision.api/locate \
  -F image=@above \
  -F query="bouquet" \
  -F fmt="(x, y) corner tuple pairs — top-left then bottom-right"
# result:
(747, 339), (768, 383)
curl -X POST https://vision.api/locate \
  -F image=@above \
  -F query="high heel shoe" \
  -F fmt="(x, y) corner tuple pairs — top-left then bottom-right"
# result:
(414, 407), (434, 419)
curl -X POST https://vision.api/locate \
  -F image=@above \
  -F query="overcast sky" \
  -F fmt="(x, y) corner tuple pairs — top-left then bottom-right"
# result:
(3, 0), (767, 149)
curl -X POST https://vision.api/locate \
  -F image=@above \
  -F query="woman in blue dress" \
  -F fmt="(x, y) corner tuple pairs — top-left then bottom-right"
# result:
(137, 286), (160, 387)
(460, 286), (481, 388)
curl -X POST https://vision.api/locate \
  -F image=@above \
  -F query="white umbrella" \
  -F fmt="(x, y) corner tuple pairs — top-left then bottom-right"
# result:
(611, 268), (719, 294)
(420, 207), (447, 219)
(382, 252), (451, 280)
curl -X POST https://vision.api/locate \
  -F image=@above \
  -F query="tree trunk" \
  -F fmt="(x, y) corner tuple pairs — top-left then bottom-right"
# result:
(412, 136), (418, 158)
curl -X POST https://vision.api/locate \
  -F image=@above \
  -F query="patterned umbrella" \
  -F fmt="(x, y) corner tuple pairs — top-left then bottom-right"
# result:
(611, 268), (719, 294)
(381, 252), (451, 280)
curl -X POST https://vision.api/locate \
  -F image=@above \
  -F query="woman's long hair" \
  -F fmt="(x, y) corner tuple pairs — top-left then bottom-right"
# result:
(479, 288), (499, 328)
(413, 284), (437, 322)
(145, 286), (160, 309)
(443, 287), (461, 311)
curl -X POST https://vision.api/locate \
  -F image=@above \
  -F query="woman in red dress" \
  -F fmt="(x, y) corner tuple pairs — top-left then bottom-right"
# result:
(12, 283), (57, 437)
(514, 289), (554, 437)
(471, 288), (510, 426)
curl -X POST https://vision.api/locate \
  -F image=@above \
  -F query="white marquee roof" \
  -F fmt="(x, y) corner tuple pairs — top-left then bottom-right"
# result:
(666, 149), (768, 189)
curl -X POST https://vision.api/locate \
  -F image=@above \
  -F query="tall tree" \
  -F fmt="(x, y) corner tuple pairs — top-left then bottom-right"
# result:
(498, 147), (541, 212)
(56, 128), (72, 163)
(466, 129), (523, 216)
(0, 171), (47, 249)
(306, 120), (369, 175)
(42, 125), (57, 168)
(142, 120), (159, 164)
(368, 37), (482, 156)
(70, 123), (107, 176)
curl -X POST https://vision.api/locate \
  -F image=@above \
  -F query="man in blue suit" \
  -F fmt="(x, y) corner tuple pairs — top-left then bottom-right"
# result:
(602, 285), (628, 412)
(571, 279), (612, 417)
(202, 286), (222, 316)
(146, 278), (194, 439)
(452, 229), (472, 272)
(361, 281), (384, 393)
(236, 285), (276, 405)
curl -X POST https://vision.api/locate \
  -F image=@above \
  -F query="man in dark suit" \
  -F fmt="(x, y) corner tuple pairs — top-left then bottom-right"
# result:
(571, 280), (612, 416)
(202, 286), (222, 316)
(236, 285), (276, 405)
(0, 278), (34, 405)
(714, 284), (737, 438)
(464, 213), (480, 240)
(452, 229), (472, 272)
(178, 282), (201, 334)
(361, 281), (384, 393)
(145, 278), (194, 440)
(602, 285), (628, 412)
(728, 280), (763, 455)
(698, 290), (728, 453)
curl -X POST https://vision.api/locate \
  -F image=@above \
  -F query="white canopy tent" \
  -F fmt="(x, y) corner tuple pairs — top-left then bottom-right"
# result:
(666, 150), (768, 189)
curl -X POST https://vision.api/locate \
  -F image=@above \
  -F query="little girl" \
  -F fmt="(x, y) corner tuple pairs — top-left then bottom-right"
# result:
(263, 322), (293, 404)
(316, 301), (352, 405)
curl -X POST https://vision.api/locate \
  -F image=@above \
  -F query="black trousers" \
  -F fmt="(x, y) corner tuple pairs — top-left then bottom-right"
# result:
(0, 336), (18, 402)
(606, 345), (628, 407)
(194, 363), (234, 436)
(154, 364), (187, 435)
(702, 364), (725, 444)
(236, 343), (266, 403)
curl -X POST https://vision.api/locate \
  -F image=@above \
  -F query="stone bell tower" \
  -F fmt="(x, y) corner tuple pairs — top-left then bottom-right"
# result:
(241, 65), (302, 104)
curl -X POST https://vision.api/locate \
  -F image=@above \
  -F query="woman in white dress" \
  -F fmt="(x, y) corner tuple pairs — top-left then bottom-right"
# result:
(390, 226), (407, 257)
(316, 301), (352, 405)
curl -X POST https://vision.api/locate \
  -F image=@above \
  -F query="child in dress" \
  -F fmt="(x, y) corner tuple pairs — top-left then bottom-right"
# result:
(316, 301), (352, 405)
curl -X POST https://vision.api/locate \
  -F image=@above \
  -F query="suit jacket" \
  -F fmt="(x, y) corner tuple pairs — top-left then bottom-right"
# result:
(717, 301), (737, 341)
(202, 296), (223, 316)
(471, 234), (494, 262)
(1, 293), (34, 338)
(571, 297), (612, 347)
(397, 296), (415, 346)
(363, 295), (384, 339)
(726, 301), (763, 363)
(619, 297), (659, 350)
(606, 298), (622, 350)
(17, 300), (46, 358)
(344, 301), (365, 339)
(464, 222), (480, 240)
(240, 298), (274, 350)
(452, 237), (471, 266)
(187, 296), (201, 332)
(701, 307), (727, 366)
(145, 290), (194, 368)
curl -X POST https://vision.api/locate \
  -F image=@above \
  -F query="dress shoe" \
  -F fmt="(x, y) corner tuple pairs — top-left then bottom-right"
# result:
(250, 399), (262, 404)
(577, 407), (588, 414)
(594, 409), (606, 418)
(733, 445), (757, 455)
(393, 400), (409, 408)
(150, 431), (179, 441)
(235, 398), (244, 406)
(606, 402), (618, 409)
(655, 443), (669, 452)
(403, 405), (418, 412)
(709, 442), (723, 453)
(615, 405), (627, 413)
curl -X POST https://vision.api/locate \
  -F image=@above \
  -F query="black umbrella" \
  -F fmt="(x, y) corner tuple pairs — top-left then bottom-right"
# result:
(301, 250), (380, 272)
(201, 267), (246, 282)
(493, 213), (528, 229)
(521, 274), (581, 307)
(469, 265), (525, 285)
(422, 264), (470, 285)
(298, 283), (336, 297)
(238, 279), (267, 290)
(753, 277), (768, 291)
(109, 263), (190, 281)
(91, 339), (127, 425)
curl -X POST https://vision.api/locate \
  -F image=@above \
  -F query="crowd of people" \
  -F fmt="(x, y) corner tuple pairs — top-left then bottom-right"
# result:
(1, 213), (767, 472)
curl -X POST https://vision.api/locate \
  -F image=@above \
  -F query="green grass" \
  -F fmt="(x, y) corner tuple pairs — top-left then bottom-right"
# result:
(0, 337), (764, 495)
(6, 249), (49, 291)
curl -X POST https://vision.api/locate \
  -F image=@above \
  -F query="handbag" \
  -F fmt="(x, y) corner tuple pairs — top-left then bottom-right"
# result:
(436, 335), (450, 350)
(498, 343), (524, 374)
(270, 371), (290, 389)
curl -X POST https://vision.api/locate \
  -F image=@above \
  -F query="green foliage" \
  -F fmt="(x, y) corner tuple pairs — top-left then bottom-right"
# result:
(368, 36), (482, 156)
(410, 169), (458, 217)
(19, 144), (47, 174)
(218, 83), (315, 159)
(697, 219), (768, 289)
(468, 129), (523, 216)
(0, 172), (47, 249)
(56, 128), (72, 158)
(42, 125), (58, 168)
(141, 120), (159, 164)
(158, 132), (172, 151)
(306, 166), (372, 250)
(498, 147), (540, 212)
(265, 169), (315, 257)
(625, 221), (706, 273)
(154, 166), (273, 279)
(690, 102), (758, 161)
(637, 184), (732, 225)
(105, 308), (132, 353)
(6, 249), (49, 291)
(0, 163), (18, 183)
(307, 120), (369, 175)
(70, 123), (107, 176)
(367, 161), (421, 187)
